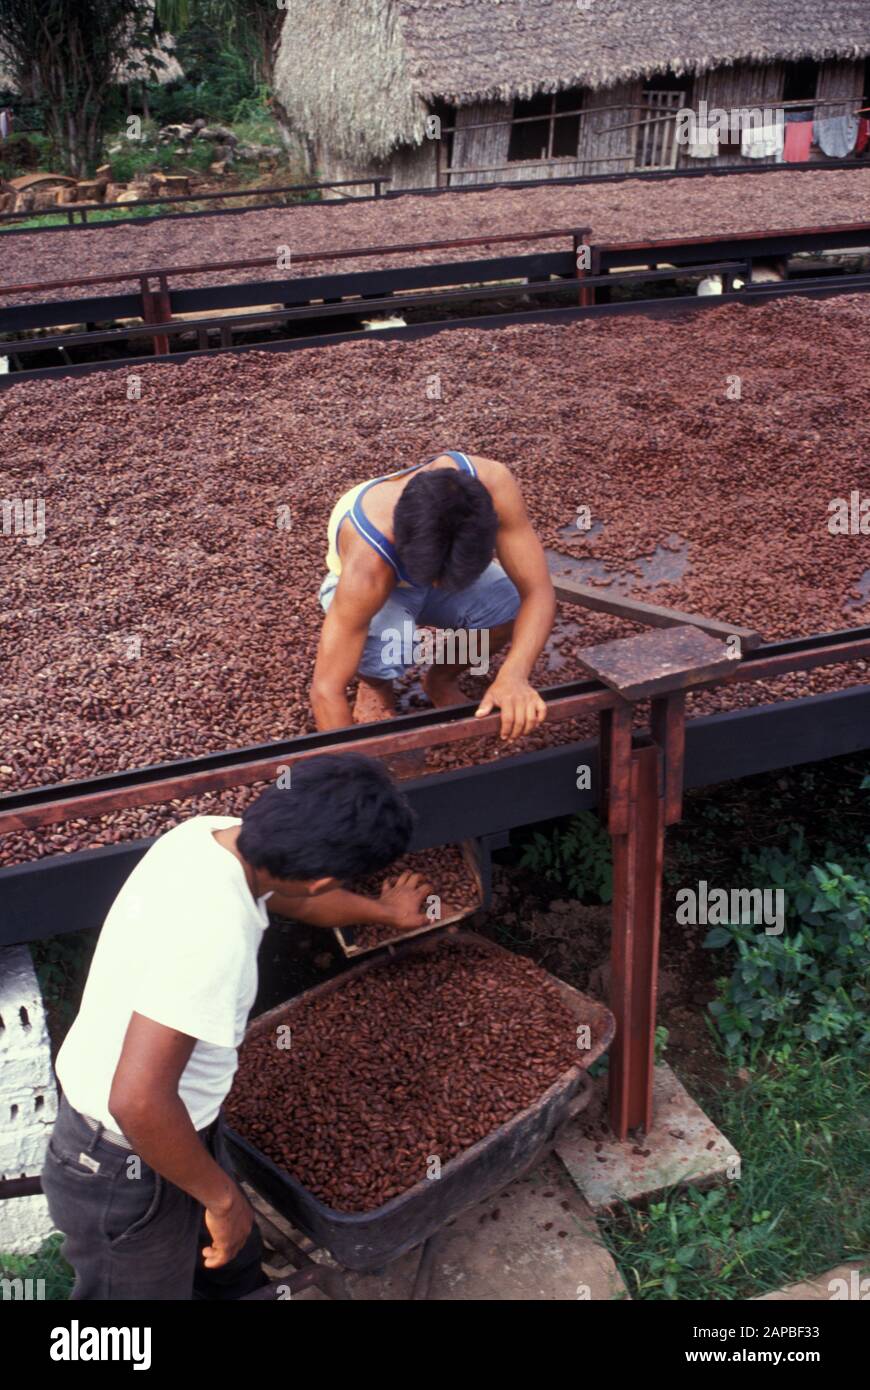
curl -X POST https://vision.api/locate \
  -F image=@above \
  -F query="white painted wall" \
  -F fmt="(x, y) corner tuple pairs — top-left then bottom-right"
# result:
(0, 945), (58, 1255)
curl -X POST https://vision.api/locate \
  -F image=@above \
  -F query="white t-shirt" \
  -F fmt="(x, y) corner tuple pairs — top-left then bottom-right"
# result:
(56, 816), (272, 1131)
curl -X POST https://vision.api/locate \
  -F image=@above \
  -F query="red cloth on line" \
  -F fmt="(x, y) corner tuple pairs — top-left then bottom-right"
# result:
(856, 118), (870, 155)
(783, 120), (813, 163)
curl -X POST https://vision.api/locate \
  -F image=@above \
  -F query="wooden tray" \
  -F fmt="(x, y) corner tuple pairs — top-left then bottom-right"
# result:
(333, 838), (484, 959)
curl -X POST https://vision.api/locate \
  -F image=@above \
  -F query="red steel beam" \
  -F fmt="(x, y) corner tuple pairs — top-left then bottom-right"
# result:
(735, 635), (870, 679)
(0, 226), (591, 300)
(0, 688), (614, 835)
(650, 690), (686, 826)
(608, 742), (665, 1138)
(594, 221), (870, 256)
(2, 631), (867, 836)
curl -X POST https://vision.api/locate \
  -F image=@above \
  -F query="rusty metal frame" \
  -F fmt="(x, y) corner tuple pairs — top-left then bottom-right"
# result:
(0, 225), (591, 301)
(0, 625), (867, 841)
(0, 605), (867, 1141)
(0, 260), (751, 362)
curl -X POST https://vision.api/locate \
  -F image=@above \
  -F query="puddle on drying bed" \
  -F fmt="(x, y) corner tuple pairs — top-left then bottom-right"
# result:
(845, 568), (870, 612)
(546, 528), (690, 589)
(543, 528), (691, 672)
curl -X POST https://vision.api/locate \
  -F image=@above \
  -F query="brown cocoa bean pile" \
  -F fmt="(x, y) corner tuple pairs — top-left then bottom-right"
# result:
(3, 167), (868, 305)
(342, 843), (480, 951)
(224, 937), (582, 1212)
(1, 293), (868, 867)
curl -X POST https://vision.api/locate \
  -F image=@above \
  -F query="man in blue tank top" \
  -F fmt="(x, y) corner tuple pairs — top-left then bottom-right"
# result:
(313, 451), (555, 742)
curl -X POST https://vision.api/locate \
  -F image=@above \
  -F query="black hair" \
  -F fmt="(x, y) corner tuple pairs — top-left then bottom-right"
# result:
(238, 753), (414, 882)
(393, 469), (498, 592)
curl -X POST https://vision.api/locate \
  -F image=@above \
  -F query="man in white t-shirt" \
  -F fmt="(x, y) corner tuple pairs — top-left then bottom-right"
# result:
(42, 753), (429, 1300)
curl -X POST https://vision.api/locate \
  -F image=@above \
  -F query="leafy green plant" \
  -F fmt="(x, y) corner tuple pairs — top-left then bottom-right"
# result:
(30, 930), (97, 1046)
(107, 139), (168, 183)
(0, 1235), (73, 1301)
(607, 1187), (780, 1299)
(704, 837), (870, 1060)
(519, 811), (613, 903)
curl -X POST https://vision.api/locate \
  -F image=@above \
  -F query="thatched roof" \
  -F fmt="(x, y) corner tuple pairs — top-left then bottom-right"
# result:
(274, 0), (870, 162)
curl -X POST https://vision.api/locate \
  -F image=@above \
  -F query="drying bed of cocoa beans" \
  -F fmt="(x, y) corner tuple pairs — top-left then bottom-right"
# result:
(224, 937), (581, 1211)
(341, 844), (480, 952)
(4, 166), (869, 305)
(1, 291), (868, 867)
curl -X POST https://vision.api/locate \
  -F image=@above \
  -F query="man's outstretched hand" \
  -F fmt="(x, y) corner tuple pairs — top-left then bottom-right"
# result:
(379, 870), (433, 930)
(475, 672), (547, 741)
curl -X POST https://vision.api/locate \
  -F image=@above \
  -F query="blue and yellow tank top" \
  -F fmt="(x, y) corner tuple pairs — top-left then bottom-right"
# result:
(325, 451), (477, 583)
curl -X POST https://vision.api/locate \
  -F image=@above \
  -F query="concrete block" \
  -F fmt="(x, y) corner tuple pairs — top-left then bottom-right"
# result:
(0, 945), (58, 1255)
(755, 1262), (870, 1301)
(555, 1062), (738, 1210)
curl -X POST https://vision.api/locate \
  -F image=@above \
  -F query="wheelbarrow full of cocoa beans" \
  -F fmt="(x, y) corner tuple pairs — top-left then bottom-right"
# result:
(224, 930), (615, 1297)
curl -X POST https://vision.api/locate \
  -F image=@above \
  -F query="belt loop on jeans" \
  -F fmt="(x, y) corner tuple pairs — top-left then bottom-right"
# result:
(81, 1111), (133, 1151)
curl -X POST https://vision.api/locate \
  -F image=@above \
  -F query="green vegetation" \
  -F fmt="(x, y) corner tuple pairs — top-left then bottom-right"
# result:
(516, 755), (870, 1299)
(31, 929), (98, 1049)
(519, 810), (613, 903)
(704, 837), (870, 1061)
(606, 798), (870, 1298)
(0, 1235), (73, 1301)
(601, 1046), (870, 1299)
(0, 1), (285, 181)
(1, 204), (169, 231)
(0, 2), (162, 173)
(0, 131), (54, 183)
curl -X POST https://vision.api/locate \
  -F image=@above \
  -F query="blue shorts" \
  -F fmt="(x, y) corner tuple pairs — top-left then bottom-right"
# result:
(319, 562), (520, 681)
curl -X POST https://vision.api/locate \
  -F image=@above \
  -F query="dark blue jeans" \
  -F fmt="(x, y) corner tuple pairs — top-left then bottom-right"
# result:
(42, 1094), (265, 1301)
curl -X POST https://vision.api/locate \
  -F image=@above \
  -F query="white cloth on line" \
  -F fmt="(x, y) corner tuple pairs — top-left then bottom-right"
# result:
(814, 114), (859, 158)
(687, 134), (719, 158)
(741, 122), (784, 159)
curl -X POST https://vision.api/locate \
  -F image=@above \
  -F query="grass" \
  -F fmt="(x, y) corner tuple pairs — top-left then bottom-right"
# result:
(599, 1045), (870, 1299)
(0, 1234), (73, 1301)
(1, 204), (169, 232)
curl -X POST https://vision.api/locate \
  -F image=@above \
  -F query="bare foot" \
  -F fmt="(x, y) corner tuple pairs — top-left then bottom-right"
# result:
(421, 669), (467, 709)
(353, 679), (397, 725)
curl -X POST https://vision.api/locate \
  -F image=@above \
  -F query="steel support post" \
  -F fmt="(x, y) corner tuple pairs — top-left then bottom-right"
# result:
(607, 739), (665, 1139)
(140, 274), (171, 356)
(574, 232), (596, 306)
(600, 685), (690, 1140)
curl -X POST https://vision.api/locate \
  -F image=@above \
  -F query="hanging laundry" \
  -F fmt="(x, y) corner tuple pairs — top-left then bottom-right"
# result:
(0, 109), (12, 141)
(741, 120), (784, 160)
(855, 117), (870, 156)
(783, 120), (813, 163)
(687, 132), (719, 158)
(814, 114), (859, 158)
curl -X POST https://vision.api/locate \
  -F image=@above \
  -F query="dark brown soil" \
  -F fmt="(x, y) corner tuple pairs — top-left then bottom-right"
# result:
(1, 292), (868, 866)
(3, 166), (868, 304)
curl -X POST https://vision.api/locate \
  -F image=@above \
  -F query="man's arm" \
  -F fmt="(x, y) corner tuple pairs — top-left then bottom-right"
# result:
(310, 559), (395, 730)
(477, 460), (556, 740)
(109, 1014), (252, 1270)
(268, 870), (432, 931)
